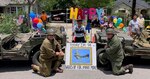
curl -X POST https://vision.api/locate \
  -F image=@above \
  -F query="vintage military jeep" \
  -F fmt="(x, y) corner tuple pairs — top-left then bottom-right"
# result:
(0, 26), (66, 62)
(95, 30), (150, 59)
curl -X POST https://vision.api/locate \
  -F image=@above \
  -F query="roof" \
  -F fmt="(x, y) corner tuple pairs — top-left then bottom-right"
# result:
(114, 0), (150, 9)
(0, 0), (10, 6)
(0, 0), (28, 6)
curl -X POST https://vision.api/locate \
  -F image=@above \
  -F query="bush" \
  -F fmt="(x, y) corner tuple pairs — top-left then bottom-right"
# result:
(0, 14), (17, 34)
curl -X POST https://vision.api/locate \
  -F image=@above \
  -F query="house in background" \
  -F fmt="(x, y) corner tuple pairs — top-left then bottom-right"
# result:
(112, 0), (150, 16)
(0, 0), (38, 15)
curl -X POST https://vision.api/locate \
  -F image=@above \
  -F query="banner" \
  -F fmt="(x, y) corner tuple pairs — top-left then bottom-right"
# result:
(89, 8), (96, 20)
(77, 9), (83, 20)
(70, 7), (78, 20)
(65, 43), (97, 70)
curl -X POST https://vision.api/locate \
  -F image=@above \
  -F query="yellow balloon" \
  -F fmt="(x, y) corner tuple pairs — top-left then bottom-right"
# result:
(113, 18), (117, 23)
(86, 35), (90, 42)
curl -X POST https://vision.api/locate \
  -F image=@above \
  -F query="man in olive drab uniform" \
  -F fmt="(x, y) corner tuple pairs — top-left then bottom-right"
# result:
(99, 28), (133, 75)
(31, 29), (64, 77)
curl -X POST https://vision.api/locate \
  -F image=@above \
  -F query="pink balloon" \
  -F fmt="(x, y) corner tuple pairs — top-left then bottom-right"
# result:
(89, 8), (96, 20)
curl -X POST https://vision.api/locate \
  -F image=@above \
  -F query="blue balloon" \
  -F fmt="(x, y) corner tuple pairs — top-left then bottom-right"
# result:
(86, 22), (91, 33)
(117, 18), (122, 24)
(112, 16), (117, 19)
(37, 23), (43, 29)
(100, 20), (104, 24)
(29, 11), (36, 19)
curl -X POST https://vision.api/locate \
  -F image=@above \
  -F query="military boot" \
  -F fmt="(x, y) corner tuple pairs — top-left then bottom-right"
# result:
(31, 64), (40, 73)
(124, 64), (133, 74)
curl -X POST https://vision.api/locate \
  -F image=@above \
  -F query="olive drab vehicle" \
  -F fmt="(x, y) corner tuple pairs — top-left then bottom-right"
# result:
(0, 26), (66, 62)
(95, 29), (150, 60)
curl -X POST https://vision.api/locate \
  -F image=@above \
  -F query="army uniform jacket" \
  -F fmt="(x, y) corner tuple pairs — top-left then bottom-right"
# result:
(106, 35), (124, 61)
(39, 38), (61, 60)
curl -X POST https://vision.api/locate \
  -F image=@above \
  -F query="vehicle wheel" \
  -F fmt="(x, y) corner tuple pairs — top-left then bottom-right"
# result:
(97, 48), (106, 67)
(97, 48), (106, 57)
(32, 51), (42, 67)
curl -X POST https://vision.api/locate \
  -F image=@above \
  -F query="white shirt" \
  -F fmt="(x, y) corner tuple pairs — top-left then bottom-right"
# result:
(137, 17), (145, 28)
(129, 20), (140, 32)
(73, 25), (86, 37)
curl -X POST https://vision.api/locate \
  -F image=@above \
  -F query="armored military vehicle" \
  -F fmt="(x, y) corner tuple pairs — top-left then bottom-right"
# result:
(0, 26), (66, 63)
(95, 30), (150, 58)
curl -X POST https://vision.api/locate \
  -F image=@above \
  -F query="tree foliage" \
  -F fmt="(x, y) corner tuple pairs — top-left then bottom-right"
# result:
(0, 14), (17, 34)
(38, 0), (116, 11)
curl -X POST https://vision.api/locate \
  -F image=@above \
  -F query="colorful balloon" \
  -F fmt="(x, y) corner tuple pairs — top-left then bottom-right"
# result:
(112, 16), (117, 19)
(33, 23), (37, 29)
(70, 7), (78, 20)
(39, 19), (43, 23)
(33, 18), (39, 24)
(37, 23), (43, 29)
(29, 11), (36, 19)
(100, 20), (104, 24)
(113, 18), (117, 23)
(123, 27), (127, 32)
(42, 28), (47, 33)
(115, 22), (120, 27)
(119, 23), (124, 28)
(117, 18), (122, 23)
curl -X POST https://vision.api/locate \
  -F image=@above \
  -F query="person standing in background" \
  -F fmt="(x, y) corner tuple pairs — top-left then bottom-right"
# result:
(41, 10), (48, 30)
(72, 20), (86, 42)
(137, 14), (145, 32)
(128, 14), (140, 37)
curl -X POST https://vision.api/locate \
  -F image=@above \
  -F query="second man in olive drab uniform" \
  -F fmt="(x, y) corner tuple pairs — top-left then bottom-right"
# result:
(31, 29), (64, 77)
(99, 28), (133, 75)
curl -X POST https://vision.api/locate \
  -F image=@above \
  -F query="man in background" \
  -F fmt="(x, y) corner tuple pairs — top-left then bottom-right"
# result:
(137, 14), (145, 32)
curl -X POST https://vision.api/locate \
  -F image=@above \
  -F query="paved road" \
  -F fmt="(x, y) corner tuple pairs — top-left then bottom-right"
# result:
(0, 57), (150, 79)
(0, 23), (150, 79)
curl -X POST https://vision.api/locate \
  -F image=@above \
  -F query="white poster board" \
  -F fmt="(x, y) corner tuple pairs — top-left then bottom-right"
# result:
(65, 43), (97, 70)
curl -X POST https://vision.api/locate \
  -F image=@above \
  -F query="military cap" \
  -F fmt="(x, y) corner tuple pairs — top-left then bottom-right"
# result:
(106, 28), (116, 34)
(47, 28), (56, 35)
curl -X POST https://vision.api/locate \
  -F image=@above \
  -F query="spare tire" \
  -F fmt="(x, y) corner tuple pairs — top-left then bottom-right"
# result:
(124, 46), (134, 54)
(32, 51), (42, 67)
(97, 48), (106, 67)
(97, 48), (106, 57)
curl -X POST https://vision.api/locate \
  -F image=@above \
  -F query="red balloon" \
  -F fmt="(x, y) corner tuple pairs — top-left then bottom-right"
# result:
(33, 18), (39, 24)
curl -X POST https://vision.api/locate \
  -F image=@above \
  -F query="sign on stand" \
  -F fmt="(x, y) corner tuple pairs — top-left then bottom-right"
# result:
(65, 43), (97, 70)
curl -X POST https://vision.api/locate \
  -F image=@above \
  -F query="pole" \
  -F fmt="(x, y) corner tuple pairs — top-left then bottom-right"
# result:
(132, 0), (136, 19)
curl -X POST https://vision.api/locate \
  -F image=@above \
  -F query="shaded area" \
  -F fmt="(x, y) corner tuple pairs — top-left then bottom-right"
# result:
(0, 60), (31, 72)
(123, 56), (150, 69)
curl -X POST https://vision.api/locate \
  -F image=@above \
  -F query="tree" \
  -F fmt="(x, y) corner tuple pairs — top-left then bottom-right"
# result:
(144, 0), (150, 2)
(53, 0), (75, 9)
(74, 0), (115, 8)
(38, 0), (58, 11)
(38, 0), (115, 11)
(27, 0), (36, 27)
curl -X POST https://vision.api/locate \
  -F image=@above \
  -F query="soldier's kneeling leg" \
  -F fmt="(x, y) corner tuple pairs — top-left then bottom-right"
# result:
(111, 61), (126, 75)
(39, 60), (52, 77)
(53, 56), (63, 70)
